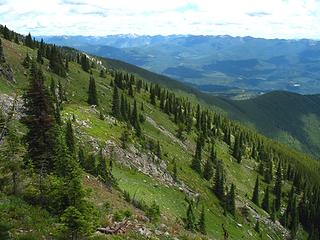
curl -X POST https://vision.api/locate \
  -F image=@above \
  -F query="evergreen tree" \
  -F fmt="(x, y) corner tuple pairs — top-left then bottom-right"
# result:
(49, 45), (66, 77)
(25, 32), (34, 48)
(22, 61), (56, 174)
(203, 148), (214, 180)
(185, 200), (196, 231)
(22, 53), (31, 68)
(262, 186), (270, 213)
(97, 149), (108, 184)
(197, 206), (206, 234)
(213, 161), (225, 200)
(78, 148), (86, 169)
(87, 76), (98, 106)
(112, 86), (120, 119)
(232, 134), (242, 163)
(80, 54), (90, 72)
(252, 176), (260, 206)
(274, 161), (282, 211)
(3, 25), (11, 40)
(226, 183), (236, 216)
(0, 39), (5, 64)
(36, 49), (43, 64)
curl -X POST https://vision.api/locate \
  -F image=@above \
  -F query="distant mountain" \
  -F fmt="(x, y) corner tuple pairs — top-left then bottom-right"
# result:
(41, 35), (320, 95)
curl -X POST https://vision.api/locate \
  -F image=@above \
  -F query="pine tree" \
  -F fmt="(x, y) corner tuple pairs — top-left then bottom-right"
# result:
(232, 134), (242, 163)
(213, 161), (225, 200)
(25, 32), (34, 48)
(36, 49), (43, 64)
(3, 25), (11, 41)
(226, 183), (236, 216)
(185, 200), (196, 231)
(262, 186), (270, 213)
(78, 148), (86, 169)
(80, 54), (90, 72)
(203, 149), (214, 180)
(274, 161), (282, 211)
(112, 86), (120, 119)
(252, 176), (260, 206)
(65, 119), (76, 154)
(22, 61), (56, 174)
(22, 53), (31, 68)
(87, 76), (98, 106)
(197, 206), (206, 234)
(97, 149), (108, 184)
(0, 39), (5, 64)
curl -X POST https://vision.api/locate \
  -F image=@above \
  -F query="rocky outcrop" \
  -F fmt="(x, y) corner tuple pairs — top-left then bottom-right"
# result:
(0, 64), (15, 83)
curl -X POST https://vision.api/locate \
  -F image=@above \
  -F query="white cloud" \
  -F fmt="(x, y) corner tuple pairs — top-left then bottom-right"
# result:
(0, 0), (320, 39)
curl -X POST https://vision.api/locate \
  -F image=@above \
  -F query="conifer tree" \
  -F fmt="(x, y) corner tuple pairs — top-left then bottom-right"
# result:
(3, 25), (11, 40)
(213, 161), (225, 200)
(36, 49), (43, 64)
(226, 183), (236, 216)
(23, 61), (56, 174)
(78, 148), (86, 169)
(87, 76), (98, 106)
(22, 53), (31, 68)
(0, 39), (5, 64)
(262, 186), (270, 213)
(185, 200), (196, 231)
(203, 147), (214, 180)
(197, 206), (206, 234)
(252, 176), (260, 206)
(97, 149), (108, 184)
(112, 86), (120, 119)
(25, 33), (34, 48)
(232, 134), (242, 163)
(80, 54), (90, 72)
(274, 161), (282, 211)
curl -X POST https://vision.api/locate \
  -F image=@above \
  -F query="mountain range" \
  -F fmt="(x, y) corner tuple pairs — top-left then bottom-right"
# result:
(41, 35), (320, 97)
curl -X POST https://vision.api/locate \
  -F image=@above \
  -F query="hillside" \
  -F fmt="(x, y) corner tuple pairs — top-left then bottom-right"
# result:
(42, 35), (320, 95)
(0, 27), (320, 240)
(87, 55), (320, 159)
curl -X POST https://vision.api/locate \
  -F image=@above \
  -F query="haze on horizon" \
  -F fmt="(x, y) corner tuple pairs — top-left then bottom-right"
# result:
(0, 0), (320, 39)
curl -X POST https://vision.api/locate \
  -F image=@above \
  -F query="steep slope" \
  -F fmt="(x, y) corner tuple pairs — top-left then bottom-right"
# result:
(1, 30), (320, 240)
(93, 56), (320, 158)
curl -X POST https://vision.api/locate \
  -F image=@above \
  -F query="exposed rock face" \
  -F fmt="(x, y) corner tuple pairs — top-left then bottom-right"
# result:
(0, 64), (15, 83)
(0, 94), (23, 119)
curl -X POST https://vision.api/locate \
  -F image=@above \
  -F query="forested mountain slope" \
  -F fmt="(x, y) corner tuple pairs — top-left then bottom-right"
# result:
(0, 26), (319, 240)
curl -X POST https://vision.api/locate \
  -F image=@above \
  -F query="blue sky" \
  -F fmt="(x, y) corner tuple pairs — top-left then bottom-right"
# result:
(0, 0), (320, 39)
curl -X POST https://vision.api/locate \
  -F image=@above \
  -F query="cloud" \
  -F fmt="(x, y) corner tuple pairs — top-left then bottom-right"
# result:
(0, 0), (320, 39)
(247, 11), (271, 17)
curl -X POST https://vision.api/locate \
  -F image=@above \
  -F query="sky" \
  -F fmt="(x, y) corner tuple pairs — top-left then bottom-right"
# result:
(0, 0), (320, 39)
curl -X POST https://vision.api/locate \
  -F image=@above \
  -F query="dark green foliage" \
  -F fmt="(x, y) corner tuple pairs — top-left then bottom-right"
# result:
(252, 176), (259, 206)
(96, 149), (108, 185)
(3, 25), (12, 41)
(156, 141), (161, 159)
(213, 160), (225, 200)
(226, 183), (236, 216)
(22, 53), (31, 68)
(78, 148), (86, 169)
(22, 61), (56, 174)
(25, 33), (34, 48)
(232, 134), (242, 163)
(197, 206), (206, 234)
(48, 45), (66, 77)
(112, 86), (120, 118)
(185, 200), (196, 231)
(254, 220), (260, 233)
(80, 54), (90, 72)
(203, 145), (216, 180)
(0, 39), (5, 64)
(99, 69), (106, 78)
(87, 76), (98, 106)
(173, 160), (178, 181)
(0, 222), (11, 240)
(261, 186), (270, 213)
(36, 49), (43, 64)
